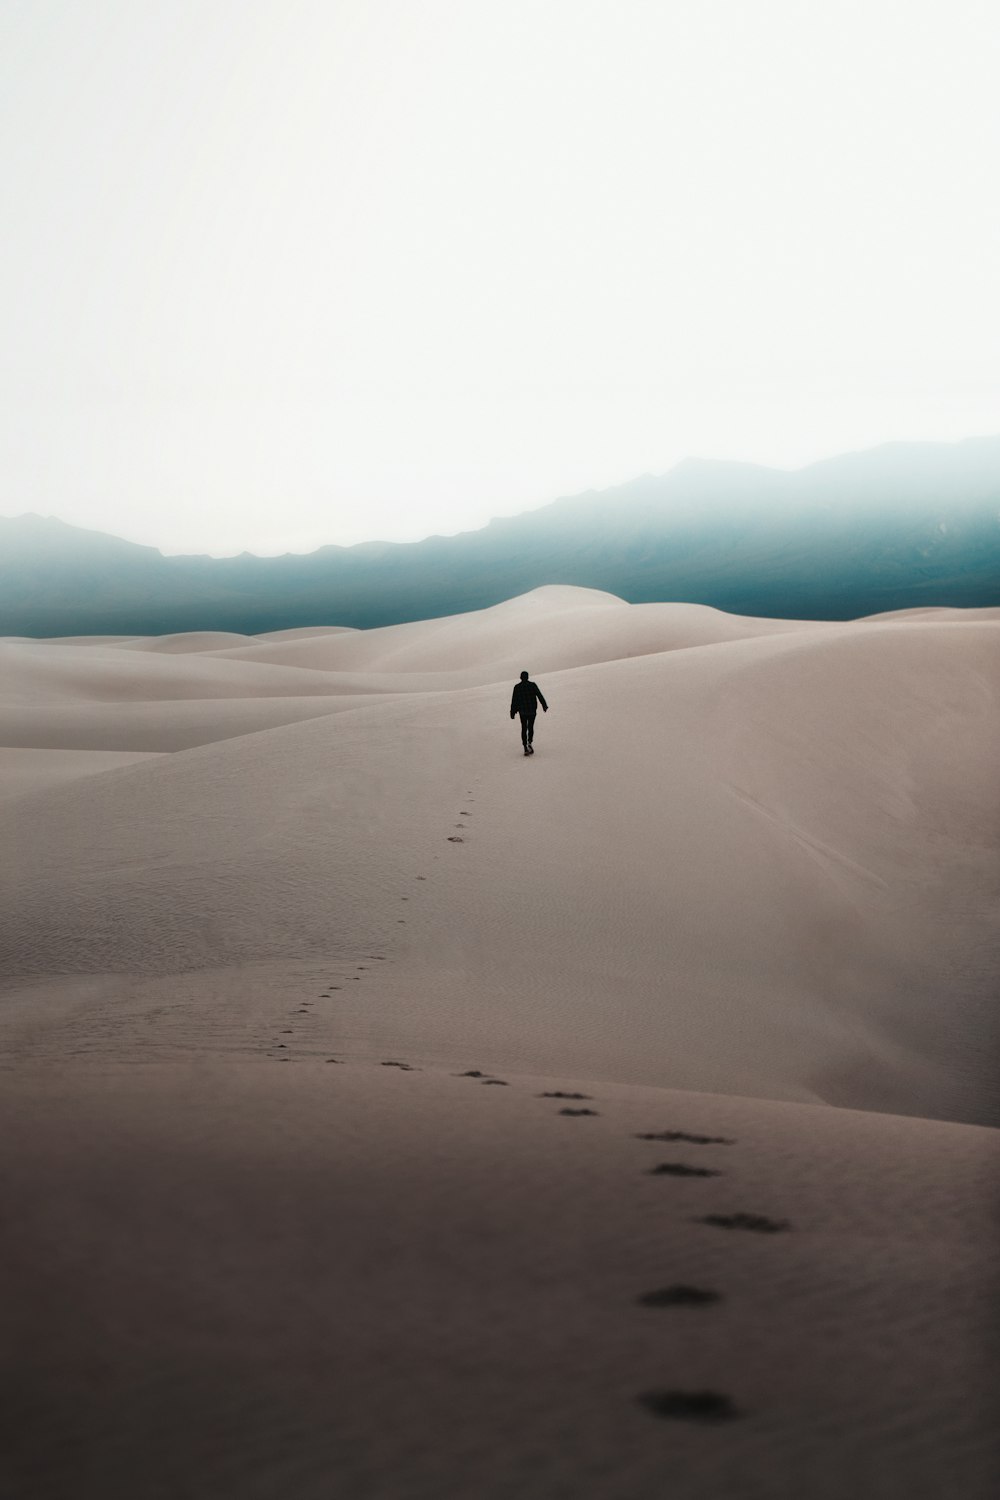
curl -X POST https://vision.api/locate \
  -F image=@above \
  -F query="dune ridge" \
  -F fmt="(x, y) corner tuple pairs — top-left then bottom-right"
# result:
(2, 590), (997, 1124)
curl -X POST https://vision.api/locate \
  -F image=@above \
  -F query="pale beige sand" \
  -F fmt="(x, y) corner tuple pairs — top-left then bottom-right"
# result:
(110, 629), (261, 652)
(0, 695), (356, 752)
(1, 1064), (996, 1500)
(1, 588), (998, 1497)
(0, 633), (144, 645)
(860, 606), (1000, 624)
(0, 639), (362, 700)
(2, 595), (997, 1121)
(0, 747), (162, 803)
(255, 624), (360, 641)
(202, 590), (814, 673)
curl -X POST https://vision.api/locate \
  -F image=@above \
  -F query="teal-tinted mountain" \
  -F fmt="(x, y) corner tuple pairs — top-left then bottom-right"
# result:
(3, 437), (999, 636)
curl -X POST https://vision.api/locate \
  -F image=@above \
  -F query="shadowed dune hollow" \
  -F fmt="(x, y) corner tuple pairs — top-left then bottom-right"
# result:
(2, 587), (998, 1499)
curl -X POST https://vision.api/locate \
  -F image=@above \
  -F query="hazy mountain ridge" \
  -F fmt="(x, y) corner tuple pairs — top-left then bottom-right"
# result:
(3, 438), (999, 636)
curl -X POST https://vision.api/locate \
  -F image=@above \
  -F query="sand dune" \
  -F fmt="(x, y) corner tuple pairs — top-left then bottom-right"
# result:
(0, 695), (362, 753)
(860, 605), (1000, 624)
(3, 1063), (996, 1500)
(110, 629), (263, 652)
(255, 623), (360, 641)
(202, 588), (814, 675)
(0, 747), (163, 803)
(2, 587), (997, 1498)
(3, 594), (996, 1123)
(0, 591), (827, 756)
(0, 633), (144, 645)
(0, 639), (365, 702)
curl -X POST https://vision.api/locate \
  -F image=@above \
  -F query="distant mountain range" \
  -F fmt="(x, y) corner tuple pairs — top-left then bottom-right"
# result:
(2, 438), (999, 636)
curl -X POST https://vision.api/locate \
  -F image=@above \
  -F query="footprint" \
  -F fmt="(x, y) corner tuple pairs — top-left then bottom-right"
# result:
(281, 1029), (293, 1034)
(457, 1070), (488, 1077)
(635, 1130), (734, 1145)
(416, 876), (427, 880)
(637, 1286), (721, 1307)
(539, 1091), (592, 1100)
(459, 811), (471, 816)
(637, 1391), (739, 1423)
(648, 1163), (721, 1178)
(559, 1108), (599, 1116)
(481, 1078), (509, 1086)
(381, 1060), (417, 1071)
(325, 1058), (343, 1065)
(700, 1213), (789, 1233)
(447, 836), (464, 843)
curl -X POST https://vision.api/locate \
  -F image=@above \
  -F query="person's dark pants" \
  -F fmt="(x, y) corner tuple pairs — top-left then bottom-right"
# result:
(518, 710), (536, 747)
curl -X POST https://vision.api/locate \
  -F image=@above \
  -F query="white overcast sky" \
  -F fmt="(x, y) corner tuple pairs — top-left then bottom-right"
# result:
(1, 0), (997, 555)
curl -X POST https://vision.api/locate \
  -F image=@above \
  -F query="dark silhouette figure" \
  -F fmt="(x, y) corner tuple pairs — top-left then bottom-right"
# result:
(510, 671), (548, 754)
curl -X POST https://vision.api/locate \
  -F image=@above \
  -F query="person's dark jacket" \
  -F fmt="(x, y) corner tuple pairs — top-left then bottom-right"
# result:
(510, 680), (548, 717)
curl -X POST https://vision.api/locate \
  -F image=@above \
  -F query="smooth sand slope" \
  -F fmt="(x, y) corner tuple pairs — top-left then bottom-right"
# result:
(1, 588), (998, 1498)
(2, 589), (997, 1122)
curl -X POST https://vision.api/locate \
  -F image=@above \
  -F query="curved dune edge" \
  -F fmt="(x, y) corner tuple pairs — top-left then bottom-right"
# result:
(2, 590), (997, 1126)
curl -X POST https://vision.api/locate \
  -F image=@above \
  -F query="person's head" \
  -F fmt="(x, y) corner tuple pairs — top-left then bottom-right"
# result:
(520, 671), (529, 681)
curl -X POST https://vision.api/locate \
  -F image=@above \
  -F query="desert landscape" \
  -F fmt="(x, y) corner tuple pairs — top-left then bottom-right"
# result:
(2, 586), (998, 1498)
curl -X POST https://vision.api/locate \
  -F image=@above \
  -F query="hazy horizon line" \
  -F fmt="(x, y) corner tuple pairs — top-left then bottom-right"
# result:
(4, 430), (997, 562)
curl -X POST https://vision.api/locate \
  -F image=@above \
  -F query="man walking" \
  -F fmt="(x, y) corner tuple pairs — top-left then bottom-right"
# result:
(510, 670), (548, 755)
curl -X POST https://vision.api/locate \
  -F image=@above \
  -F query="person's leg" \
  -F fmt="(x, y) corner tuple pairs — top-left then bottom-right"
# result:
(526, 712), (535, 745)
(519, 711), (529, 748)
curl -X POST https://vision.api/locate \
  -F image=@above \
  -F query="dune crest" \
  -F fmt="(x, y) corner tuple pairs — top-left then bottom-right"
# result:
(2, 590), (996, 1126)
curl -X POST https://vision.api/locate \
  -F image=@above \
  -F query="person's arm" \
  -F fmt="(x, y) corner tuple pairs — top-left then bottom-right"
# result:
(536, 687), (548, 712)
(510, 686), (517, 718)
